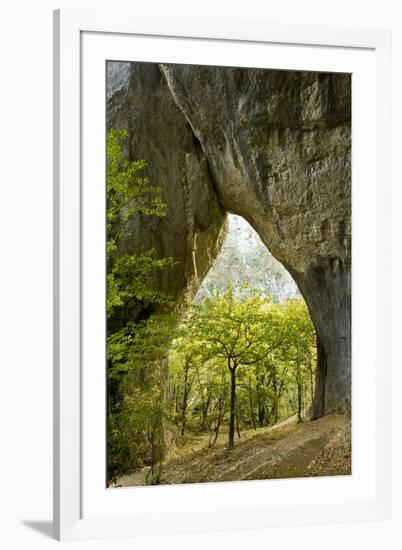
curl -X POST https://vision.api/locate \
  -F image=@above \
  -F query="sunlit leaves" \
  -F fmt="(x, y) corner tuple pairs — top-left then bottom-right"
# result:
(106, 128), (166, 237)
(167, 291), (317, 440)
(106, 128), (175, 484)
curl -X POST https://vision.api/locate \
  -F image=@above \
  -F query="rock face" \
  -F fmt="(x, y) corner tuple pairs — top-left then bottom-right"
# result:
(107, 62), (227, 308)
(107, 62), (351, 416)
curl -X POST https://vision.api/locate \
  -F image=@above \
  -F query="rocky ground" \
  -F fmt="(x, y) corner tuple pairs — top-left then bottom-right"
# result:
(117, 414), (351, 487)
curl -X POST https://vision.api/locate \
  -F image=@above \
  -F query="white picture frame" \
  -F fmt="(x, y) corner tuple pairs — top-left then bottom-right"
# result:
(53, 8), (392, 541)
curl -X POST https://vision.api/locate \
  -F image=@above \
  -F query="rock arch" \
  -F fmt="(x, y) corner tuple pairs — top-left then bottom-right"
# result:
(107, 62), (351, 417)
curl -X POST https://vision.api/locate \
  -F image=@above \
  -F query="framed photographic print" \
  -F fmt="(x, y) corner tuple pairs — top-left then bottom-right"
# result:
(53, 8), (392, 541)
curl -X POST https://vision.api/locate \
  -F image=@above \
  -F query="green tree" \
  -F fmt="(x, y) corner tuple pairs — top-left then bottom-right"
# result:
(167, 296), (316, 448)
(106, 128), (172, 325)
(184, 288), (286, 450)
(106, 128), (174, 484)
(281, 300), (316, 421)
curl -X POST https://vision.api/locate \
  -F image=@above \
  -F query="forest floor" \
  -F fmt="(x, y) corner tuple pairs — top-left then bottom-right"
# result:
(117, 414), (351, 487)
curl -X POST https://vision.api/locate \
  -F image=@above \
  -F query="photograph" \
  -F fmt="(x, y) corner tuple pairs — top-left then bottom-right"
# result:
(0, 1), (396, 546)
(105, 61), (352, 488)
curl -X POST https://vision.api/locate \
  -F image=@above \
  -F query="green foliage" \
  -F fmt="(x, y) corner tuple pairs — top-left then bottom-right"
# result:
(106, 129), (175, 484)
(106, 129), (174, 322)
(108, 312), (180, 484)
(186, 287), (285, 366)
(107, 251), (173, 318)
(166, 291), (316, 449)
(106, 128), (166, 236)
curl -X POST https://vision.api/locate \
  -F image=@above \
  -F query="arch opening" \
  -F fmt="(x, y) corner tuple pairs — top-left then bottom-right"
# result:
(165, 213), (317, 458)
(194, 214), (301, 303)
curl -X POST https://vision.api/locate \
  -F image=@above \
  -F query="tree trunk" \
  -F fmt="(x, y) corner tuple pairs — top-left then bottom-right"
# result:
(312, 336), (328, 418)
(297, 360), (303, 423)
(309, 357), (314, 403)
(249, 393), (257, 430)
(258, 402), (265, 428)
(228, 362), (236, 451)
(295, 344), (303, 423)
(298, 383), (302, 422)
(155, 356), (168, 466)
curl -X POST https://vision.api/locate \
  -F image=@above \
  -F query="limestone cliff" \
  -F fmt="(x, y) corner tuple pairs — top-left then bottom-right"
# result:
(107, 61), (351, 416)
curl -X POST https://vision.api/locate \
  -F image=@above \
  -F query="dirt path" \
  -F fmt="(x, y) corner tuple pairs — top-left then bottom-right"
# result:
(117, 414), (351, 487)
